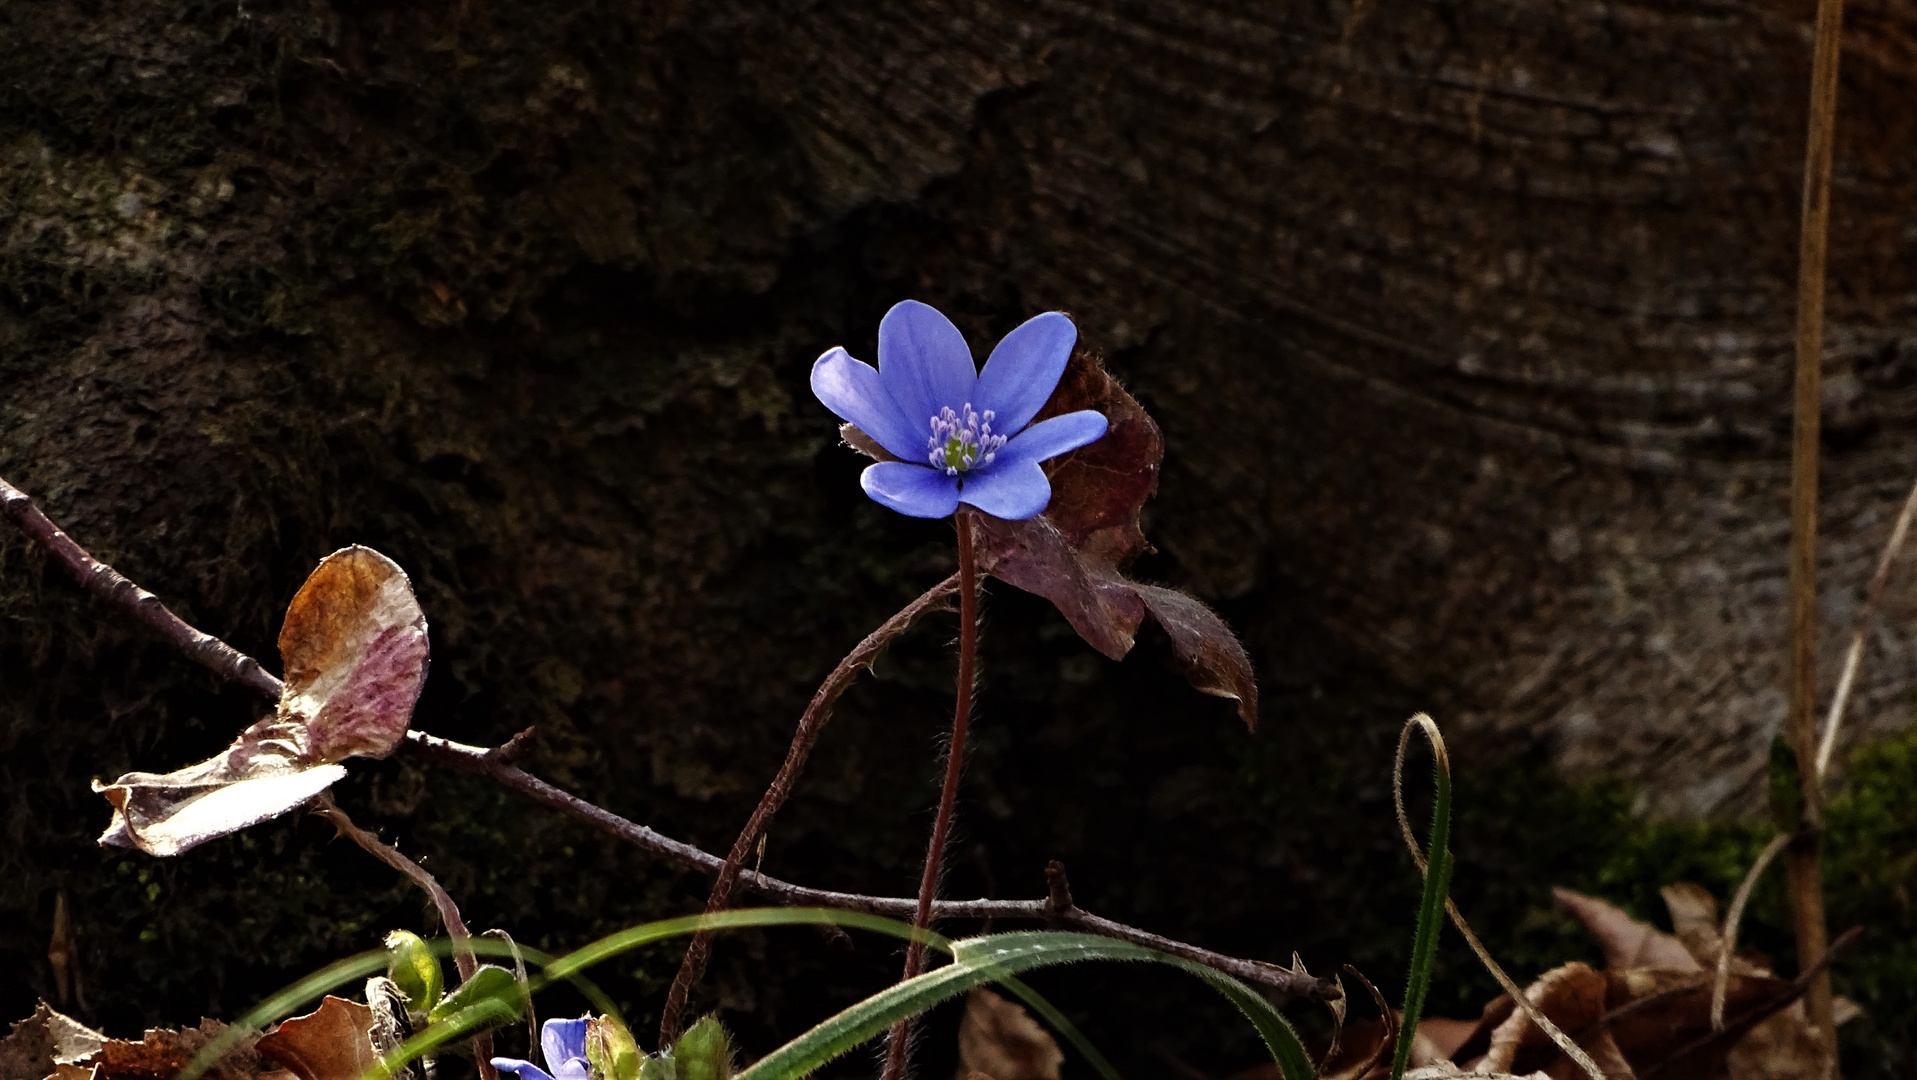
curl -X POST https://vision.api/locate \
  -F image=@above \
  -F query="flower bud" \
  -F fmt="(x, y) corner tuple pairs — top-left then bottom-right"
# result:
(584, 1017), (642, 1080)
(669, 1017), (734, 1080)
(383, 930), (444, 1016)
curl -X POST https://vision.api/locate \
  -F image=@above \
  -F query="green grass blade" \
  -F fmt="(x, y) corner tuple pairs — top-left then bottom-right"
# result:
(736, 931), (1313, 1080)
(1390, 753), (1453, 1080)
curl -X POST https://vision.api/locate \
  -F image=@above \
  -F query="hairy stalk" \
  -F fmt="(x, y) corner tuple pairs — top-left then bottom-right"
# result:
(661, 573), (961, 1041)
(310, 792), (497, 1080)
(1784, 0), (1847, 1059)
(881, 512), (980, 1080)
(0, 473), (1339, 1006)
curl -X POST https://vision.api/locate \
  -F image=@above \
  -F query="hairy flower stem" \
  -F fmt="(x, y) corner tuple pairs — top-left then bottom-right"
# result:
(881, 512), (979, 1080)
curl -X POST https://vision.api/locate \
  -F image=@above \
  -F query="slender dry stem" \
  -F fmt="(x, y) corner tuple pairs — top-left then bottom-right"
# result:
(659, 572), (961, 1040)
(1714, 832), (1794, 1031)
(1784, 0), (1847, 1055)
(311, 792), (497, 1080)
(1815, 474), (1917, 778)
(881, 511), (980, 1080)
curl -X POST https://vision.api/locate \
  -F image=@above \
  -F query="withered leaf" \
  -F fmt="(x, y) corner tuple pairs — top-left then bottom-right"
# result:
(97, 1019), (264, 1080)
(1, 1004), (104, 1080)
(1479, 962), (1610, 1076)
(846, 351), (1257, 727)
(255, 998), (379, 1080)
(955, 989), (1062, 1080)
(278, 546), (429, 764)
(95, 547), (428, 856)
(1550, 888), (1699, 973)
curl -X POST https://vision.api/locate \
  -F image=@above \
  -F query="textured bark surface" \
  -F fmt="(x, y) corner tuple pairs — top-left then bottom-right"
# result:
(3, 0), (1916, 1068)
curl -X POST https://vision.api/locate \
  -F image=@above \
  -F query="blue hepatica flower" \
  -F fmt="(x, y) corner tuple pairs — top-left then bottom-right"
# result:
(811, 300), (1110, 520)
(493, 1018), (591, 1080)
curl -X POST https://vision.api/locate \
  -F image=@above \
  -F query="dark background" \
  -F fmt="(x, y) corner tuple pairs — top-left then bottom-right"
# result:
(3, 0), (1916, 1076)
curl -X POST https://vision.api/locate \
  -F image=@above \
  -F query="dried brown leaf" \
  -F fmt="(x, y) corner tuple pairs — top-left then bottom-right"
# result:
(1481, 963), (1610, 1076)
(255, 998), (378, 1080)
(954, 989), (1062, 1080)
(94, 547), (427, 856)
(97, 1019), (263, 1080)
(1551, 888), (1698, 973)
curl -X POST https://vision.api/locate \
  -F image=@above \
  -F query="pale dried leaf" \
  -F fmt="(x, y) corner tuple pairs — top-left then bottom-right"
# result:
(1551, 888), (1698, 973)
(2, 1004), (105, 1080)
(955, 989), (1062, 1080)
(278, 546), (429, 764)
(94, 734), (346, 857)
(1658, 884), (1723, 970)
(255, 998), (378, 1080)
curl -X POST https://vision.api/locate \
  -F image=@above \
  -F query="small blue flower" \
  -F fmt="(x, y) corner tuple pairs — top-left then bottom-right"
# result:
(812, 300), (1110, 519)
(492, 1018), (592, 1080)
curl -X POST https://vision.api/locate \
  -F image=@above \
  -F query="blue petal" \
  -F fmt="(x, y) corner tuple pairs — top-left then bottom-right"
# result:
(973, 312), (1077, 434)
(810, 347), (924, 461)
(957, 461), (1052, 520)
(492, 1060), (555, 1080)
(541, 1019), (589, 1070)
(551, 1059), (593, 1080)
(877, 300), (978, 432)
(993, 410), (1109, 468)
(862, 462), (961, 518)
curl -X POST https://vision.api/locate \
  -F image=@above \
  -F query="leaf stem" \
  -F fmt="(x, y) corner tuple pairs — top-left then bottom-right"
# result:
(881, 511), (980, 1080)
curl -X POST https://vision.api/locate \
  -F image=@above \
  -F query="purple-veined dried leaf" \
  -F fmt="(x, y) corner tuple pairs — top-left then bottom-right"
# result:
(843, 350), (1257, 727)
(278, 545), (429, 764)
(94, 546), (427, 856)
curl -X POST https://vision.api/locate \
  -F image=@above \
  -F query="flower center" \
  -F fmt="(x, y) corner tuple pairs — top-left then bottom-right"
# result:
(927, 403), (1007, 476)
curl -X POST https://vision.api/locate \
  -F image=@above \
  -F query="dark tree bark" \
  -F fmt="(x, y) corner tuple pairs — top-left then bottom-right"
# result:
(3, 0), (1915, 1063)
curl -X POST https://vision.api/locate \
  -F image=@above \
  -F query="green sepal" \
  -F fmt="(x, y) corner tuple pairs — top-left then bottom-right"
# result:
(426, 965), (524, 1028)
(670, 1018), (734, 1080)
(383, 931), (444, 1016)
(637, 1054), (677, 1080)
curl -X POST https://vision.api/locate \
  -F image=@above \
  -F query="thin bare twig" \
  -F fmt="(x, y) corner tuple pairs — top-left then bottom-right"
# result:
(1814, 474), (1917, 779)
(0, 472), (1336, 1005)
(0, 477), (284, 699)
(882, 512), (980, 1080)
(660, 571), (961, 1040)
(1784, 0), (1847, 1052)
(311, 792), (498, 1080)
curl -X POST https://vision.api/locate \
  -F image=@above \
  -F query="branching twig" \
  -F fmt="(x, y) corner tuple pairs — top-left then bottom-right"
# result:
(0, 473), (1337, 1005)
(660, 570), (961, 1040)
(310, 792), (498, 1080)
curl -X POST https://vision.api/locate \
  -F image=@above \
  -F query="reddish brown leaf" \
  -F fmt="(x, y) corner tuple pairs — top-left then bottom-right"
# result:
(955, 989), (1062, 1080)
(1135, 585), (1257, 728)
(97, 1019), (264, 1080)
(255, 998), (378, 1080)
(843, 351), (1257, 726)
